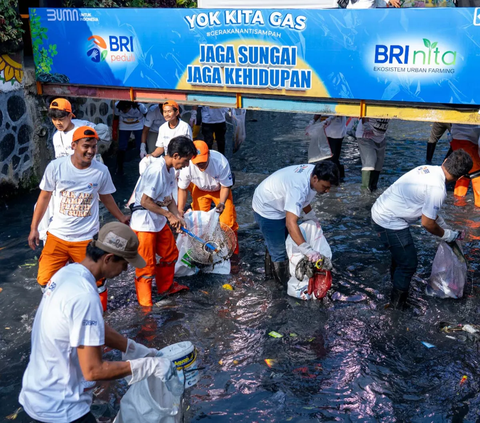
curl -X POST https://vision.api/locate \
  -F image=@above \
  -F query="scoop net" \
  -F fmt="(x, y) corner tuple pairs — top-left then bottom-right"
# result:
(183, 209), (236, 265)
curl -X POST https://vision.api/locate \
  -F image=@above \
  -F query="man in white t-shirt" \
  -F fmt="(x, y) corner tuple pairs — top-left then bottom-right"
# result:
(192, 106), (230, 155)
(48, 98), (96, 158)
(450, 124), (480, 207)
(177, 141), (239, 255)
(113, 101), (148, 175)
(140, 103), (166, 157)
(371, 149), (472, 309)
(130, 136), (197, 306)
(356, 118), (390, 192)
(252, 162), (338, 284)
(28, 127), (129, 309)
(151, 100), (192, 158)
(20, 222), (179, 423)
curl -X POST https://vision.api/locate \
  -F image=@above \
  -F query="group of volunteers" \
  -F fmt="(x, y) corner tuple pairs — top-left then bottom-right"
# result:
(19, 97), (477, 422)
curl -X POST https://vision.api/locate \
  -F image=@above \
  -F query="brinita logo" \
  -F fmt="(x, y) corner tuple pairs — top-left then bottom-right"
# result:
(87, 35), (107, 63)
(374, 38), (456, 66)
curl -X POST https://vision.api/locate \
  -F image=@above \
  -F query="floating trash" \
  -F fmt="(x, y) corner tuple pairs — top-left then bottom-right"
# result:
(222, 284), (234, 291)
(460, 375), (468, 385)
(264, 359), (276, 368)
(5, 407), (22, 420)
(268, 331), (283, 338)
(421, 341), (435, 349)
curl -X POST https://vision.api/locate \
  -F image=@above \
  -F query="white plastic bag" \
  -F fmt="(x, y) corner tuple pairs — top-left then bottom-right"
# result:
(428, 241), (467, 299)
(37, 197), (56, 243)
(113, 373), (182, 423)
(233, 109), (246, 153)
(306, 120), (332, 163)
(286, 220), (332, 300)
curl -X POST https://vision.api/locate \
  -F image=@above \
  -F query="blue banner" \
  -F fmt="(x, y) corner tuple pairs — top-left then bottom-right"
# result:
(30, 7), (480, 105)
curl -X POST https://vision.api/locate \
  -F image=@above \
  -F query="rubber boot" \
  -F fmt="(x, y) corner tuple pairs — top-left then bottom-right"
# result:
(426, 143), (436, 165)
(369, 171), (381, 192)
(116, 150), (125, 176)
(361, 170), (371, 190)
(135, 277), (153, 307)
(265, 249), (274, 280)
(339, 164), (345, 179)
(272, 260), (290, 286)
(389, 287), (408, 310)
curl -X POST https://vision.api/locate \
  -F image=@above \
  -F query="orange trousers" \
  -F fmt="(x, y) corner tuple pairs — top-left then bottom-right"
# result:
(451, 139), (480, 207)
(190, 184), (239, 254)
(134, 226), (179, 307)
(38, 232), (108, 311)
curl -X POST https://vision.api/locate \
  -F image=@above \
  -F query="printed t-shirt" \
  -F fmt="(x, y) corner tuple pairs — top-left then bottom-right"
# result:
(252, 164), (317, 220)
(39, 156), (116, 242)
(155, 120), (192, 154)
(178, 150), (233, 192)
(372, 165), (446, 230)
(52, 119), (95, 158)
(324, 116), (347, 139)
(130, 156), (176, 232)
(19, 263), (105, 423)
(115, 102), (147, 131)
(356, 118), (389, 143)
(451, 124), (480, 144)
(201, 107), (229, 124)
(144, 105), (166, 133)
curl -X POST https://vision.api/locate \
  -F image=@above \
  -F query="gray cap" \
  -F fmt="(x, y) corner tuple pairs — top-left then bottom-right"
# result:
(93, 222), (146, 268)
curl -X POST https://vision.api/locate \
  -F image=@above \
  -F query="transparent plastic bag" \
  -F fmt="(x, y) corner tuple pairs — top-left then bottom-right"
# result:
(428, 241), (467, 299)
(233, 109), (246, 153)
(306, 120), (332, 163)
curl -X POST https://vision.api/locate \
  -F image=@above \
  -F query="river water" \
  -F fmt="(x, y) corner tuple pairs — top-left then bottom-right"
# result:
(1, 112), (480, 422)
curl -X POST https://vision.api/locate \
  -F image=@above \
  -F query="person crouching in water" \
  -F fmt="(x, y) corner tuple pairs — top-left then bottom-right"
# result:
(371, 149), (473, 309)
(252, 161), (339, 284)
(129, 136), (197, 307)
(177, 140), (239, 255)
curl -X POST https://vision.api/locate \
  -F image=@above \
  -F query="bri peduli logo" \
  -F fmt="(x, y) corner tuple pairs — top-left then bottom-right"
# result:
(87, 34), (136, 63)
(373, 38), (457, 75)
(87, 182), (99, 189)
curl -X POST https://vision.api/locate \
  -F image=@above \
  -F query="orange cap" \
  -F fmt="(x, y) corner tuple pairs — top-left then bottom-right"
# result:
(49, 98), (75, 116)
(72, 126), (99, 142)
(163, 100), (179, 111)
(192, 140), (209, 164)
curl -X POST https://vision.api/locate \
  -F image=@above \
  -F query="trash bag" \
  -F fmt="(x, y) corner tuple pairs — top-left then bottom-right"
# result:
(233, 109), (246, 153)
(175, 210), (231, 275)
(306, 120), (332, 163)
(94, 123), (112, 155)
(113, 371), (182, 423)
(428, 241), (467, 299)
(286, 220), (333, 300)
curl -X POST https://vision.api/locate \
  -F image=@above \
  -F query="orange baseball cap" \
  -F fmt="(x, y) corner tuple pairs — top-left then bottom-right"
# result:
(72, 126), (98, 142)
(163, 100), (179, 111)
(49, 98), (75, 116)
(192, 140), (209, 164)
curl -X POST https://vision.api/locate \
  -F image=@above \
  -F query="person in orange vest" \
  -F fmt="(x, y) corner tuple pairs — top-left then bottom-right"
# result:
(450, 124), (480, 207)
(28, 127), (130, 311)
(129, 136), (197, 307)
(177, 140), (239, 255)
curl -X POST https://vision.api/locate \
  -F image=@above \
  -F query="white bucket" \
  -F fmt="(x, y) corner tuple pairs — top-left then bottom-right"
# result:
(158, 341), (200, 388)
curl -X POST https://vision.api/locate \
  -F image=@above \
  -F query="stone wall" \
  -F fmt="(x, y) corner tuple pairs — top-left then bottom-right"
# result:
(0, 51), (115, 197)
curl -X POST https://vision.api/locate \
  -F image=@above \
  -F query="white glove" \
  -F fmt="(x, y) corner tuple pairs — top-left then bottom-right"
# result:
(128, 357), (172, 385)
(189, 110), (197, 127)
(140, 143), (147, 159)
(441, 229), (462, 243)
(302, 210), (319, 224)
(297, 242), (322, 263)
(122, 338), (158, 361)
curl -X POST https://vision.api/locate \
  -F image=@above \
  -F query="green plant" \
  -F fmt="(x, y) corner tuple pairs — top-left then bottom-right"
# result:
(176, 0), (197, 7)
(30, 9), (58, 75)
(0, 0), (24, 45)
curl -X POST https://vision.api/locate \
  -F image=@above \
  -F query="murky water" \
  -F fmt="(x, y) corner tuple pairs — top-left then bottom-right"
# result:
(2, 112), (480, 422)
